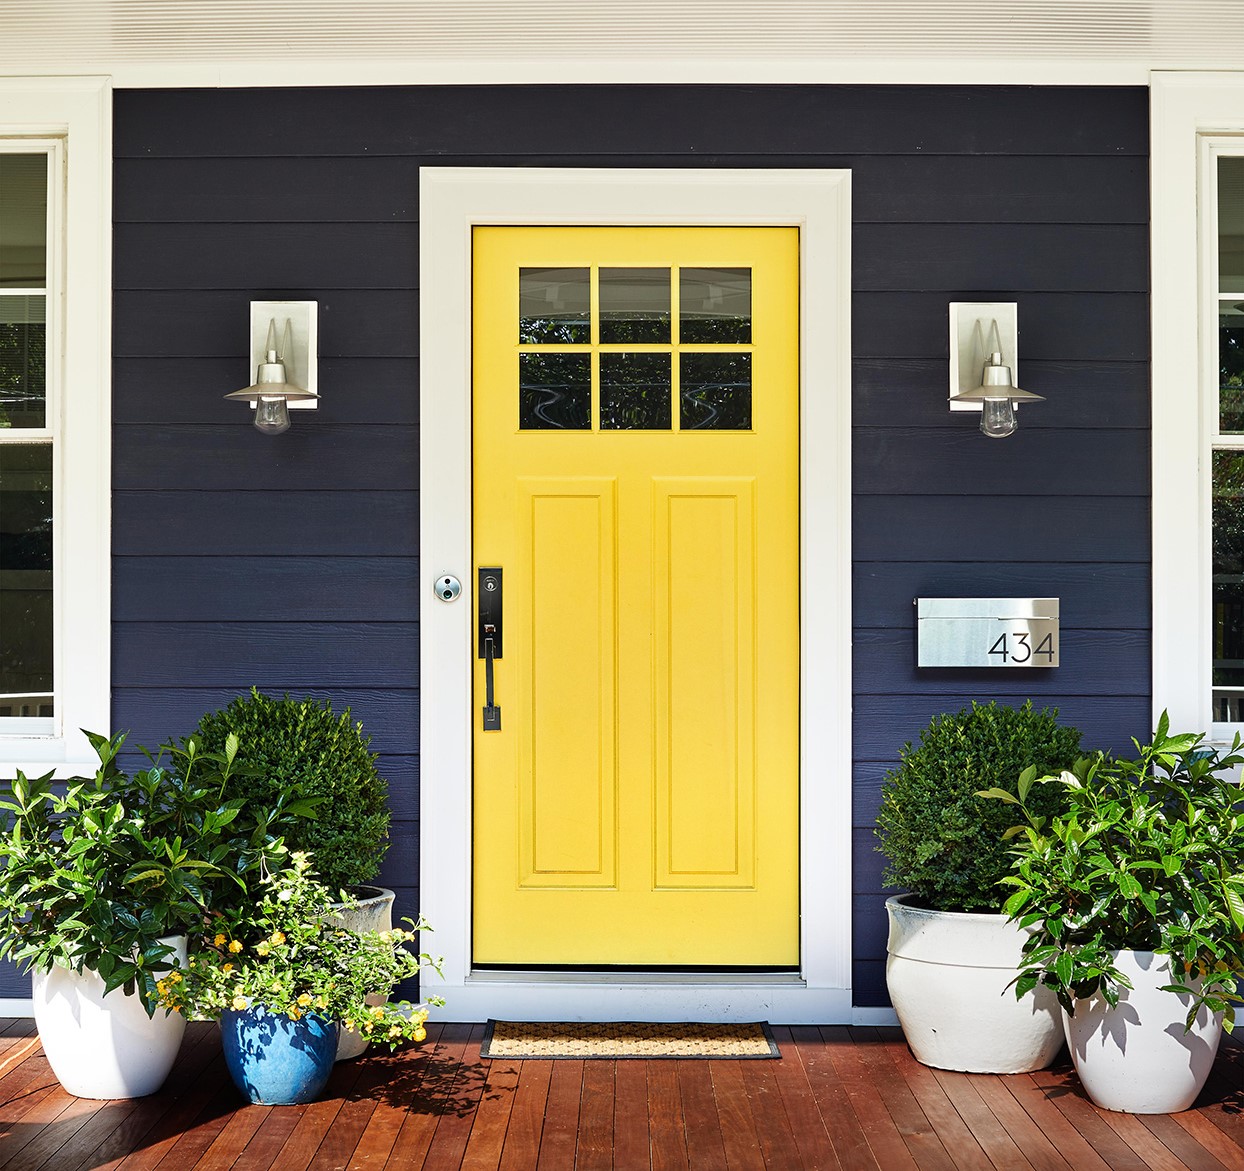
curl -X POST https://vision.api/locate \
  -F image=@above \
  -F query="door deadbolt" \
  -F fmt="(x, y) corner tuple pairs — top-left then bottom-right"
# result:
(434, 574), (462, 602)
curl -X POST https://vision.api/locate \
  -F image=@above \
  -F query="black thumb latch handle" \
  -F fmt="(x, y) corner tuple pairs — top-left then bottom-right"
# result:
(482, 630), (501, 731)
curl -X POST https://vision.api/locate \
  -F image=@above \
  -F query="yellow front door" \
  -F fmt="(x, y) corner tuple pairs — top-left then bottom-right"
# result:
(472, 226), (799, 967)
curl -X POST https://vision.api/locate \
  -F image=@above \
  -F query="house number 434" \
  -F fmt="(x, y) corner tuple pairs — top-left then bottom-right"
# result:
(988, 630), (1056, 664)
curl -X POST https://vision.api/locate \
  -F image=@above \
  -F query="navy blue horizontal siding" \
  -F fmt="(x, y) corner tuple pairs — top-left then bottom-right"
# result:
(1, 82), (1136, 1008)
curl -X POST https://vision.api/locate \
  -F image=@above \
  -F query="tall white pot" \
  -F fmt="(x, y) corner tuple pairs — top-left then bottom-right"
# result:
(1064, 949), (1222, 1114)
(885, 895), (1063, 1074)
(32, 934), (188, 1099)
(331, 885), (395, 1061)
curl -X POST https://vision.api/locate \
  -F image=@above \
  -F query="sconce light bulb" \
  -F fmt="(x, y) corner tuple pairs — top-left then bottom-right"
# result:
(979, 397), (1017, 439)
(254, 395), (291, 436)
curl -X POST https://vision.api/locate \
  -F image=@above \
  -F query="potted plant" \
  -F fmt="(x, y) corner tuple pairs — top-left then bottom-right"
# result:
(160, 851), (442, 1105)
(875, 700), (1082, 1073)
(981, 714), (1244, 1113)
(190, 688), (396, 1058)
(0, 731), (309, 1099)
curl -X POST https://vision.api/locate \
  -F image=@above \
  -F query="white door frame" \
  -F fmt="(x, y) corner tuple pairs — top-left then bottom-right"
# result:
(419, 167), (853, 1022)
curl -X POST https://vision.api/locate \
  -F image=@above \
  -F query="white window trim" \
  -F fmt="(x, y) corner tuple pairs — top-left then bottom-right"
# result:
(419, 167), (855, 1023)
(0, 78), (111, 775)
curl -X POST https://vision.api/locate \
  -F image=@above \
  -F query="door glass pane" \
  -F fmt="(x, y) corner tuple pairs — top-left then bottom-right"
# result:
(599, 268), (670, 344)
(0, 153), (46, 289)
(0, 444), (52, 716)
(680, 267), (751, 344)
(601, 353), (671, 430)
(519, 268), (590, 344)
(0, 295), (46, 429)
(681, 353), (752, 430)
(519, 352), (591, 430)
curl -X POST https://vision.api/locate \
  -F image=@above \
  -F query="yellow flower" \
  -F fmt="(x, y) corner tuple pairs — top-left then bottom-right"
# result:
(214, 933), (227, 947)
(388, 1026), (402, 1038)
(231, 996), (248, 1011)
(269, 931), (286, 946)
(414, 1026), (426, 1043)
(156, 980), (168, 995)
(222, 964), (233, 975)
(297, 993), (312, 1007)
(256, 942), (271, 956)
(370, 1006), (386, 1019)
(228, 940), (243, 954)
(316, 996), (327, 1009)
(168, 971), (182, 984)
(289, 1007), (302, 1020)
(362, 1022), (374, 1034)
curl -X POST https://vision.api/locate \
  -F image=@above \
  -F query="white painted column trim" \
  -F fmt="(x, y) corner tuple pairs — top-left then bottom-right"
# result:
(419, 168), (852, 1023)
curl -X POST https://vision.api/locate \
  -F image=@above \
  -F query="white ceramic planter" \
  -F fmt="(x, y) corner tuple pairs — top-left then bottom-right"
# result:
(885, 894), (1063, 1073)
(1063, 949), (1222, 1114)
(32, 934), (188, 1099)
(331, 885), (395, 1060)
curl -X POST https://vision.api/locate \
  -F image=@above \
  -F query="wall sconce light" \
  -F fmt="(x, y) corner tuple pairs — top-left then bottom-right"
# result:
(948, 302), (1043, 439)
(225, 300), (318, 436)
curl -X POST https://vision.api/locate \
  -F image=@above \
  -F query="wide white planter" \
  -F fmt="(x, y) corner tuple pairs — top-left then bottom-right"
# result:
(32, 934), (188, 1099)
(1064, 949), (1222, 1114)
(885, 895), (1063, 1073)
(331, 885), (395, 1061)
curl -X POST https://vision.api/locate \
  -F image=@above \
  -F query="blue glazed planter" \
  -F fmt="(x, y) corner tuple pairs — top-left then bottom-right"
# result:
(220, 1006), (339, 1105)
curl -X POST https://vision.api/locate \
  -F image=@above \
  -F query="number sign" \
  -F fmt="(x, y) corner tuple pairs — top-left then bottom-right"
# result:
(916, 598), (1060, 669)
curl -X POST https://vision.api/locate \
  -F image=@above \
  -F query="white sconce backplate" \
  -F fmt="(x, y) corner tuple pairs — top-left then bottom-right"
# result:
(250, 300), (318, 411)
(949, 301), (1017, 413)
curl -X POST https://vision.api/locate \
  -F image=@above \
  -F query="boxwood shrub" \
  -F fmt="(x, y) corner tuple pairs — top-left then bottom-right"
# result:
(875, 700), (1082, 913)
(191, 688), (390, 893)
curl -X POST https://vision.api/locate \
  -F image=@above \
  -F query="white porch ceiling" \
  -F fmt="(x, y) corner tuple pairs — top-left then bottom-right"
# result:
(3, 0), (1244, 84)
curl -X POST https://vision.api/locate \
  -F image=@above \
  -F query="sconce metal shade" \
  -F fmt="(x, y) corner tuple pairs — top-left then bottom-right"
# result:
(226, 305), (319, 435)
(949, 353), (1044, 405)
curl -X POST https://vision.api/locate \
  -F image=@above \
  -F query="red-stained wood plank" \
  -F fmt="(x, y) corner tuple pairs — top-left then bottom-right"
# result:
(218, 1103), (308, 1171)
(846, 1027), (953, 1171)
(962, 1072), (1075, 1171)
(148, 1078), (252, 1169)
(707, 1061), (766, 1171)
(610, 1058), (650, 1171)
(0, 1054), (60, 1123)
(497, 1060), (552, 1171)
(927, 1066), (1034, 1170)
(740, 1057), (804, 1171)
(1168, 1105), (1244, 1171)
(1096, 1107), (1210, 1171)
(0, 1089), (98, 1171)
(768, 1027), (842, 1171)
(459, 1054), (522, 1171)
(422, 1024), (492, 1171)
(647, 1060), (691, 1171)
(676, 1059), (728, 1171)
(877, 1032), (992, 1171)
(1135, 1114), (1233, 1171)
(788, 1026), (877, 1171)
(1028, 1065), (1152, 1171)
(253, 1057), (368, 1171)
(348, 1023), (445, 1170)
(534, 1059), (584, 1171)
(574, 1058), (615, 1171)
(821, 1027), (918, 1171)
(306, 1063), (383, 1171)
(386, 1021), (474, 1169)
(1190, 1070), (1244, 1152)
(190, 1105), (272, 1171)
(993, 1070), (1113, 1171)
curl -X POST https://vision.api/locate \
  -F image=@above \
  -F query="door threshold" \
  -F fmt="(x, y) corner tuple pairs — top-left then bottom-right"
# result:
(468, 969), (807, 987)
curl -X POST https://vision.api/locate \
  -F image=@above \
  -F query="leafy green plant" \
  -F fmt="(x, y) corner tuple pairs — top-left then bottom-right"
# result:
(875, 700), (1082, 912)
(161, 852), (442, 1046)
(191, 689), (390, 893)
(980, 713), (1244, 1030)
(0, 731), (312, 1012)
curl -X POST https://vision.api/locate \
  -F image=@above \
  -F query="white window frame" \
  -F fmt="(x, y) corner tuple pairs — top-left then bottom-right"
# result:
(419, 167), (855, 1023)
(0, 79), (111, 774)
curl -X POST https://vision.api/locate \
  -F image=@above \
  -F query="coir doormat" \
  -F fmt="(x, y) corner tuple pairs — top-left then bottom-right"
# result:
(480, 1020), (780, 1060)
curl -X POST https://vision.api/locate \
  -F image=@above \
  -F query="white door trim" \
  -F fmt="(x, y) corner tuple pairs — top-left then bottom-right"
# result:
(418, 167), (853, 1023)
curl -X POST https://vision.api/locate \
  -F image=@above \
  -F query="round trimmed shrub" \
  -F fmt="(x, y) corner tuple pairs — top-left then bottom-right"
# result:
(875, 700), (1082, 913)
(191, 688), (390, 892)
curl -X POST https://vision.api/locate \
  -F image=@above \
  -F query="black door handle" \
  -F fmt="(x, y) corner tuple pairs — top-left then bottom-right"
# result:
(479, 567), (502, 731)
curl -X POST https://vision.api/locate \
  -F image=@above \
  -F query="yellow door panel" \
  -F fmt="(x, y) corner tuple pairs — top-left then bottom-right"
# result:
(472, 224), (799, 967)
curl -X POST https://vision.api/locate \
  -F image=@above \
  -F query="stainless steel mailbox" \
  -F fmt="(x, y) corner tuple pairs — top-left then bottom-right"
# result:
(916, 598), (1059, 668)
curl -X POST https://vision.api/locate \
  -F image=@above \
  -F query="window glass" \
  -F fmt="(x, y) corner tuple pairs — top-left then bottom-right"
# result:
(681, 352), (752, 430)
(519, 352), (592, 430)
(0, 153), (46, 289)
(0, 443), (52, 717)
(0, 294), (46, 429)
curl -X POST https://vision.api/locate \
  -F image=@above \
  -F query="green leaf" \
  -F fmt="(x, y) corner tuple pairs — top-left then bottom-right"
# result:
(975, 788), (1020, 804)
(1054, 952), (1075, 988)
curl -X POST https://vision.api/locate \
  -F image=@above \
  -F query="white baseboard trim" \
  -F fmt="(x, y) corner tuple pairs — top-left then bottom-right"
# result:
(0, 999), (33, 1017)
(851, 1007), (900, 1026)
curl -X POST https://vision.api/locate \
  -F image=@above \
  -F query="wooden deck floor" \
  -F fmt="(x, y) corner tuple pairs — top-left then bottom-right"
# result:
(2, 1017), (1244, 1170)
